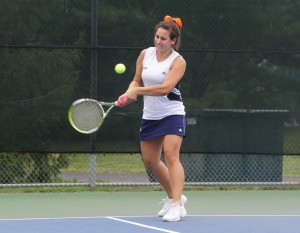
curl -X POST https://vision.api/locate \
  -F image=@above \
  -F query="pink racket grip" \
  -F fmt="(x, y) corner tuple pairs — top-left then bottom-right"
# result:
(115, 97), (127, 107)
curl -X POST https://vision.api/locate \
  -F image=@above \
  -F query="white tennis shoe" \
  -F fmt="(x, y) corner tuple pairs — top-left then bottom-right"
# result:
(158, 194), (187, 217)
(162, 202), (187, 222)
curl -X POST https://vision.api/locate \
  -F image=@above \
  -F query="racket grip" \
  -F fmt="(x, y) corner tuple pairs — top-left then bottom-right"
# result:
(115, 97), (127, 107)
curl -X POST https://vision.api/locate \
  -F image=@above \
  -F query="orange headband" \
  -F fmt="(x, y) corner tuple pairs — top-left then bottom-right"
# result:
(164, 15), (182, 30)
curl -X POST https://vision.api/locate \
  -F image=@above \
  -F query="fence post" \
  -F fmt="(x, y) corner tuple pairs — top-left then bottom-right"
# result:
(89, 0), (98, 191)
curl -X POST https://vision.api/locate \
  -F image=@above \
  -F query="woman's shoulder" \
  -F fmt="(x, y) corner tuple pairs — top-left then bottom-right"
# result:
(144, 47), (156, 55)
(171, 53), (186, 69)
(147, 47), (156, 51)
(141, 47), (156, 61)
(172, 49), (181, 58)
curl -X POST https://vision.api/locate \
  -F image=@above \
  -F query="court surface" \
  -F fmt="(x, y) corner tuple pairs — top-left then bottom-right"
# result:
(0, 190), (299, 233)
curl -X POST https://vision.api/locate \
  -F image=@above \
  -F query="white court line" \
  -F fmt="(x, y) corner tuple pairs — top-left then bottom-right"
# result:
(106, 217), (179, 233)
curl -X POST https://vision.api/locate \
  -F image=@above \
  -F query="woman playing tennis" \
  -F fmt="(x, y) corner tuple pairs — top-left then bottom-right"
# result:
(118, 15), (187, 222)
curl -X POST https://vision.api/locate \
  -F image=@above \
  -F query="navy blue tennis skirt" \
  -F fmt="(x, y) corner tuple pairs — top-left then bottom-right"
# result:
(139, 115), (186, 141)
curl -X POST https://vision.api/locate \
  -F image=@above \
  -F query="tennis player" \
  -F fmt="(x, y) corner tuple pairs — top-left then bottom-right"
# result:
(118, 15), (187, 222)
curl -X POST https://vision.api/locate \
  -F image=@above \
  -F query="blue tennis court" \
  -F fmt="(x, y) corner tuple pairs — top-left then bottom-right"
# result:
(1, 215), (299, 233)
(0, 190), (299, 233)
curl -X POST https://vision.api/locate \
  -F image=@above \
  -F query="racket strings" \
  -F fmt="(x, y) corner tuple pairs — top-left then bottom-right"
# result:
(71, 101), (104, 133)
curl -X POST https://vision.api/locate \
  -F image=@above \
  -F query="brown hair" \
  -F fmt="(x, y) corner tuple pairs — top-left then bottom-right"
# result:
(154, 20), (182, 50)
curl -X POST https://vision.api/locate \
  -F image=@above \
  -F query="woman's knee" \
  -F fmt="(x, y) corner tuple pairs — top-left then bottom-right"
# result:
(164, 149), (180, 166)
(143, 157), (153, 169)
(143, 158), (164, 171)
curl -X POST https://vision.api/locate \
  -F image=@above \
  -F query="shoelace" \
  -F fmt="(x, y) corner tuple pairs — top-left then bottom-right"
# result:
(171, 201), (182, 207)
(158, 198), (171, 205)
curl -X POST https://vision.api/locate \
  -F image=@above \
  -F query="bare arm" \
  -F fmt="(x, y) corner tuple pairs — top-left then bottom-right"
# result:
(117, 50), (145, 104)
(128, 56), (186, 97)
(127, 50), (145, 91)
(118, 51), (186, 105)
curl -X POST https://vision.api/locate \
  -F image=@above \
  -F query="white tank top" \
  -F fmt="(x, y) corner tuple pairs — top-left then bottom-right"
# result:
(141, 47), (185, 120)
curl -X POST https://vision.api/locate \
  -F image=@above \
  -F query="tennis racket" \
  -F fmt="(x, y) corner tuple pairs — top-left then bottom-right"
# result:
(68, 97), (126, 134)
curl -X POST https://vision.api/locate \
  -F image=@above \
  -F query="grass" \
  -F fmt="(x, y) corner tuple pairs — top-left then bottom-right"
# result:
(283, 126), (300, 177)
(284, 126), (300, 154)
(1, 185), (300, 193)
(61, 153), (146, 173)
(283, 156), (300, 177)
(1, 153), (299, 193)
(61, 153), (300, 178)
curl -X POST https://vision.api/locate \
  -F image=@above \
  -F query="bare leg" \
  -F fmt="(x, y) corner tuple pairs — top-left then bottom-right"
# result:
(141, 137), (173, 198)
(163, 135), (185, 205)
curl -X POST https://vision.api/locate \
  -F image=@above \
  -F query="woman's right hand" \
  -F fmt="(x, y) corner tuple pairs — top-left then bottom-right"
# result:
(117, 91), (137, 107)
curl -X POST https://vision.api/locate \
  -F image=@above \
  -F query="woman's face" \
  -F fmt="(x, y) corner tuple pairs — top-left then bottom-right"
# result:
(154, 27), (176, 52)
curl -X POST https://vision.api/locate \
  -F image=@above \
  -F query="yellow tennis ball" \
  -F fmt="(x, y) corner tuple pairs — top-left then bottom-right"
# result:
(115, 63), (126, 74)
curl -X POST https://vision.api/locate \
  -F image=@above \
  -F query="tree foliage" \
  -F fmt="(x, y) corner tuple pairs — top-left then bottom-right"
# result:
(0, 0), (299, 156)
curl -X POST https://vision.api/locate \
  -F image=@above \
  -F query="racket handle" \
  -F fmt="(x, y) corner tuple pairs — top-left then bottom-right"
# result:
(115, 97), (127, 107)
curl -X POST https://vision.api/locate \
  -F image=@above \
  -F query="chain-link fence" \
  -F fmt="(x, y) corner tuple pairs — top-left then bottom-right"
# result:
(0, 153), (299, 188)
(0, 0), (300, 189)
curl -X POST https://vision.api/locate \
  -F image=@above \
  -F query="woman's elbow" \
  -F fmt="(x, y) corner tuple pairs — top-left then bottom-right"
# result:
(160, 87), (172, 96)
